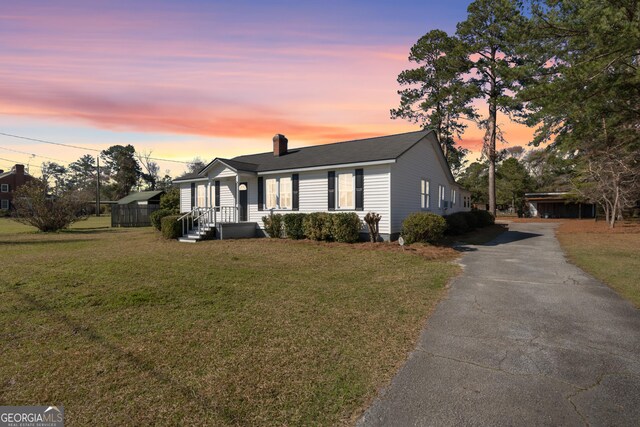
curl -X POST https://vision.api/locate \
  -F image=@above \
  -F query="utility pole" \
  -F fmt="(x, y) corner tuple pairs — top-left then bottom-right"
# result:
(96, 155), (101, 216)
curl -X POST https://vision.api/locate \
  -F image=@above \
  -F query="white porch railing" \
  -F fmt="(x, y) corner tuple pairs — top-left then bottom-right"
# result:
(177, 206), (238, 237)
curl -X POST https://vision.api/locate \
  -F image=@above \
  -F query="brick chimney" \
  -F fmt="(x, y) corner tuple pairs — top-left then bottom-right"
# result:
(14, 164), (25, 186)
(273, 134), (288, 156)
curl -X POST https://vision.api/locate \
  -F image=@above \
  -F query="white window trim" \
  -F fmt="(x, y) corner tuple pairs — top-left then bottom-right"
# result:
(336, 172), (355, 210)
(439, 185), (446, 209)
(420, 178), (430, 210)
(0, 184), (8, 192)
(1, 199), (8, 209)
(451, 189), (456, 207)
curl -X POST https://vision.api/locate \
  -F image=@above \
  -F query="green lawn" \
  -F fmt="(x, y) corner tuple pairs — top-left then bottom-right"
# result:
(557, 221), (640, 308)
(0, 217), (459, 426)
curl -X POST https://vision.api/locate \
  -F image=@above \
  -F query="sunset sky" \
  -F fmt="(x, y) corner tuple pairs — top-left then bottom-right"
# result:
(0, 0), (534, 177)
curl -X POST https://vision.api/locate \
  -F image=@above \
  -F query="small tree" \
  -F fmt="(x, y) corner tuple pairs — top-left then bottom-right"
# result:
(160, 187), (180, 213)
(364, 212), (381, 243)
(12, 180), (89, 232)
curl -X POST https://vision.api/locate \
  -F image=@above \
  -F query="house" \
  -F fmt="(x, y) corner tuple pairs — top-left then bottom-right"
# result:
(174, 130), (471, 241)
(111, 190), (164, 227)
(0, 164), (34, 211)
(525, 192), (596, 218)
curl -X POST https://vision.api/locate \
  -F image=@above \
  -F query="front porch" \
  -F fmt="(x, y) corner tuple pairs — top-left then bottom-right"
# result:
(177, 206), (258, 243)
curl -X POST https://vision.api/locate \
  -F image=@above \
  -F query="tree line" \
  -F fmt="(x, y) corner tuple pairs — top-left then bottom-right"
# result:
(392, 0), (639, 227)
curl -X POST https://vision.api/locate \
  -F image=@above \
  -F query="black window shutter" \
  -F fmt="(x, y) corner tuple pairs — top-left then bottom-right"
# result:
(355, 168), (364, 211)
(328, 171), (335, 211)
(257, 177), (264, 211)
(190, 183), (196, 209)
(292, 174), (299, 211)
(214, 180), (220, 207)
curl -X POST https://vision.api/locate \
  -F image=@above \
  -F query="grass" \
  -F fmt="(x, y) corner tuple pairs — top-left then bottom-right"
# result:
(556, 220), (640, 308)
(0, 217), (459, 426)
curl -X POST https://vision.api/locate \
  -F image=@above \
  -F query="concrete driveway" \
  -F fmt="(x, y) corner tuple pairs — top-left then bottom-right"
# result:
(358, 222), (640, 426)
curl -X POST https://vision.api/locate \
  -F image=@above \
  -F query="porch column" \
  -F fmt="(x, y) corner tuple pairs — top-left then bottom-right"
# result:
(235, 174), (239, 222)
(206, 177), (211, 208)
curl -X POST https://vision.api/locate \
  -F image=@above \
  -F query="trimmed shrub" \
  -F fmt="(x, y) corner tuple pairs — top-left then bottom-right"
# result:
(161, 215), (182, 239)
(464, 210), (480, 230)
(303, 212), (333, 241)
(331, 212), (362, 243)
(262, 213), (284, 238)
(150, 208), (173, 231)
(444, 212), (472, 235)
(401, 212), (447, 244)
(471, 210), (495, 227)
(283, 213), (307, 239)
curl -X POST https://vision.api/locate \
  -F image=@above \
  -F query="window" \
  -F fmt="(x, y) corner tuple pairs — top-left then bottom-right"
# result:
(451, 189), (456, 207)
(0, 184), (8, 192)
(420, 179), (430, 209)
(280, 177), (292, 209)
(197, 184), (206, 207)
(1, 199), (8, 209)
(438, 185), (446, 209)
(337, 172), (354, 209)
(264, 176), (295, 210)
(266, 178), (278, 209)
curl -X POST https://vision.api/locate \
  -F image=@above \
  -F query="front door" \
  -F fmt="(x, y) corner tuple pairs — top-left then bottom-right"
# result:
(239, 182), (248, 222)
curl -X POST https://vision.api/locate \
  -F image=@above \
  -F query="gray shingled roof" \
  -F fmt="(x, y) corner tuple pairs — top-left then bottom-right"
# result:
(174, 130), (432, 181)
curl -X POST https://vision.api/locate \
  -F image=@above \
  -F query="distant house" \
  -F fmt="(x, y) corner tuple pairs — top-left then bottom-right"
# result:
(525, 192), (595, 218)
(174, 130), (471, 241)
(111, 190), (164, 227)
(0, 164), (34, 210)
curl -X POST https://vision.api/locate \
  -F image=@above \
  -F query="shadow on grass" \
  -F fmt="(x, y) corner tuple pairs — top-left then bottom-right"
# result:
(61, 228), (119, 234)
(12, 287), (217, 416)
(0, 239), (95, 245)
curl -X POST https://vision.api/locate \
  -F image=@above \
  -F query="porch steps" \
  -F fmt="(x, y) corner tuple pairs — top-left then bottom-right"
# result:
(178, 223), (216, 243)
(177, 222), (258, 243)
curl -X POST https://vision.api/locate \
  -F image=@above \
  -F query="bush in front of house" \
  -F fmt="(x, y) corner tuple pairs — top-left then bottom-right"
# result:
(444, 212), (472, 235)
(331, 212), (362, 243)
(150, 209), (174, 231)
(401, 212), (447, 244)
(303, 212), (333, 241)
(159, 187), (180, 213)
(262, 213), (284, 238)
(161, 215), (182, 239)
(283, 213), (307, 239)
(471, 210), (495, 227)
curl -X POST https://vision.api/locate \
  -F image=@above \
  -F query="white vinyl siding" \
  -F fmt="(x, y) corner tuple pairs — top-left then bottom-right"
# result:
(179, 183), (191, 213)
(390, 134), (458, 233)
(421, 179), (430, 209)
(248, 165), (391, 235)
(337, 172), (354, 209)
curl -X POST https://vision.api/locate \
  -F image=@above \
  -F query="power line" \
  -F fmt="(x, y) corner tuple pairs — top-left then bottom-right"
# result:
(0, 146), (68, 164)
(0, 156), (42, 170)
(0, 131), (191, 164)
(0, 131), (101, 152)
